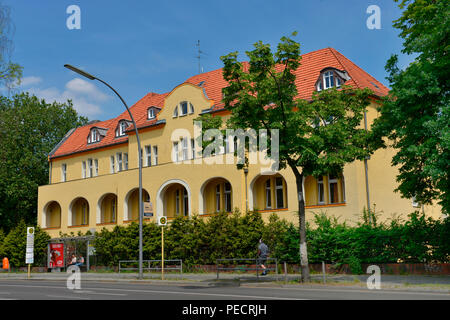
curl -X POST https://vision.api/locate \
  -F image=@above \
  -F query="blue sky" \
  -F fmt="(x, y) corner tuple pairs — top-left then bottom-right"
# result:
(4, 0), (412, 121)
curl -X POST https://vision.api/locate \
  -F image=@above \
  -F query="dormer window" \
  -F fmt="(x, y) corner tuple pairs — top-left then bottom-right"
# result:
(147, 106), (160, 120)
(148, 108), (155, 119)
(87, 128), (100, 144)
(115, 120), (131, 137)
(316, 68), (350, 92)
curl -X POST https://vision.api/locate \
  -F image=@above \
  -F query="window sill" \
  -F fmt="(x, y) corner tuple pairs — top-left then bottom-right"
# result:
(96, 222), (117, 226)
(305, 203), (346, 209)
(68, 225), (90, 228)
(257, 208), (289, 213)
(43, 227), (61, 230)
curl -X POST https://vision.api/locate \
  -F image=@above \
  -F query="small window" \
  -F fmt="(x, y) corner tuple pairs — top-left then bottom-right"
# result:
(191, 139), (195, 159)
(173, 142), (179, 162)
(324, 71), (334, 89)
(182, 138), (188, 161)
(173, 106), (178, 118)
(183, 189), (189, 216)
(82, 161), (86, 179)
(116, 153), (122, 172)
(265, 179), (272, 209)
(123, 153), (128, 170)
(153, 146), (158, 165)
(90, 129), (99, 143)
(328, 175), (339, 204)
(275, 177), (284, 209)
(110, 156), (115, 173)
(145, 145), (151, 167)
(94, 159), (99, 176)
(216, 184), (221, 212)
(224, 182), (232, 212)
(175, 189), (180, 215)
(148, 108), (155, 119)
(87, 159), (93, 178)
(61, 164), (67, 182)
(180, 102), (188, 116)
(318, 176), (325, 204)
(189, 102), (194, 114)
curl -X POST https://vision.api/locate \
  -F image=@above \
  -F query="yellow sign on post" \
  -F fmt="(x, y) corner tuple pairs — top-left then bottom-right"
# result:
(158, 216), (167, 280)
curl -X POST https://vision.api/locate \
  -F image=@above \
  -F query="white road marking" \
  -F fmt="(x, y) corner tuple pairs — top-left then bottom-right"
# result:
(46, 294), (90, 300)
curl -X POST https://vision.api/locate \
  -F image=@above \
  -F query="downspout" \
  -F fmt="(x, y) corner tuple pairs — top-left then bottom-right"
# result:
(244, 168), (249, 212)
(363, 110), (372, 222)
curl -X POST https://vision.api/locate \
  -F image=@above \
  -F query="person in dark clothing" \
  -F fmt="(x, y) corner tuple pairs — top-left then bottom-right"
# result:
(257, 239), (269, 276)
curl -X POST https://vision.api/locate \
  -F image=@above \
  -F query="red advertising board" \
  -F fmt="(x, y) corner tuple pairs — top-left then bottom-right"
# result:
(48, 243), (64, 268)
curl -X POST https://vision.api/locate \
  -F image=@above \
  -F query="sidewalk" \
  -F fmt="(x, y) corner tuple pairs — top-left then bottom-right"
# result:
(0, 271), (449, 291)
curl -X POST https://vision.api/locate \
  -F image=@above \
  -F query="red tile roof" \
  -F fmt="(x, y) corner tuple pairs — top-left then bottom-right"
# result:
(50, 47), (389, 160)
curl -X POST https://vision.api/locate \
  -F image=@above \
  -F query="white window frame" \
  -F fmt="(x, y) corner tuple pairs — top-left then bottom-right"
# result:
(324, 71), (334, 89)
(191, 139), (195, 159)
(116, 153), (122, 172)
(216, 184), (221, 212)
(189, 102), (194, 114)
(182, 138), (188, 161)
(173, 105), (178, 118)
(317, 176), (325, 204)
(275, 177), (284, 209)
(265, 179), (272, 209)
(180, 101), (188, 116)
(153, 146), (158, 165)
(224, 182), (232, 212)
(175, 189), (180, 215)
(94, 159), (98, 176)
(110, 156), (115, 174)
(82, 161), (86, 179)
(145, 145), (151, 167)
(123, 153), (128, 170)
(328, 175), (339, 204)
(148, 108), (155, 119)
(87, 158), (93, 178)
(111, 198), (116, 223)
(61, 164), (67, 182)
(183, 188), (189, 216)
(173, 142), (179, 162)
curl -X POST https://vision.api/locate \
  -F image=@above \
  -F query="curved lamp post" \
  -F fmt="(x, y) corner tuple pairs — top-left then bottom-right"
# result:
(64, 64), (144, 280)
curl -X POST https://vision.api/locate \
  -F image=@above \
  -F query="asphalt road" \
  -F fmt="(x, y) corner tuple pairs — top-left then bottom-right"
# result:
(0, 279), (448, 300)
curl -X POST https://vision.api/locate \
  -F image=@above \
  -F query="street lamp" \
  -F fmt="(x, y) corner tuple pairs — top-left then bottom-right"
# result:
(64, 64), (145, 280)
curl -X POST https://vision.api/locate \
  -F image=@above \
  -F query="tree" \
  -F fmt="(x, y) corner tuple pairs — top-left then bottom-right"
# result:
(219, 33), (377, 282)
(0, 2), (22, 89)
(0, 93), (88, 231)
(372, 0), (449, 213)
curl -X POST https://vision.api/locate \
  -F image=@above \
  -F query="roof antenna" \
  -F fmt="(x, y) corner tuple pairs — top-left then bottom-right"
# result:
(196, 40), (206, 74)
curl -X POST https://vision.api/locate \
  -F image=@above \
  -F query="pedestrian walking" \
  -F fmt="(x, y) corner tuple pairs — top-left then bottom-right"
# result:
(257, 239), (269, 276)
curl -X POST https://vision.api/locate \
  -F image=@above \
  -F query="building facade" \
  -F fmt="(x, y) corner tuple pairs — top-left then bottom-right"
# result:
(37, 48), (441, 238)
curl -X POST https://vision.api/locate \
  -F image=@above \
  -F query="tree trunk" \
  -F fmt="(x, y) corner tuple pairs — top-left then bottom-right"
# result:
(289, 163), (310, 283)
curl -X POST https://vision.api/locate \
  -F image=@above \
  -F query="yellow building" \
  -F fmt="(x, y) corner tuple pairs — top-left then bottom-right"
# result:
(38, 48), (441, 238)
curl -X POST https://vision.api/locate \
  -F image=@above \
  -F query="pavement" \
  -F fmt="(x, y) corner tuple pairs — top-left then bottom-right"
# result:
(0, 271), (449, 292)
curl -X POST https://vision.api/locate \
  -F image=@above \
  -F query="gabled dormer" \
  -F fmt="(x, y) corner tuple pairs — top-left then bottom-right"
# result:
(115, 119), (132, 138)
(316, 68), (351, 92)
(87, 127), (107, 144)
(173, 101), (194, 118)
(147, 106), (161, 120)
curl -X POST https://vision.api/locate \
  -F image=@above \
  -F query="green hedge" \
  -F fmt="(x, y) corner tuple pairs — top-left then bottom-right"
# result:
(92, 210), (449, 269)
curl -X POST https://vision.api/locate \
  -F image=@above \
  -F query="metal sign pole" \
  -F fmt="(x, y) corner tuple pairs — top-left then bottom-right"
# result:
(161, 226), (164, 280)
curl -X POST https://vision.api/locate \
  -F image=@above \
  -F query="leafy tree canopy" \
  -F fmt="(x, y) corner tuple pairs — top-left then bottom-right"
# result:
(0, 93), (88, 231)
(372, 0), (449, 213)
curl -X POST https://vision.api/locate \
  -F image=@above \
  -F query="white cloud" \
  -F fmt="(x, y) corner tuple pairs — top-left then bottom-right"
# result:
(20, 76), (43, 87)
(26, 77), (110, 118)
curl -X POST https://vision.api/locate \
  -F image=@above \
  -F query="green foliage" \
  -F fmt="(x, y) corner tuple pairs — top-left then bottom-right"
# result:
(0, 220), (50, 268)
(0, 93), (88, 231)
(372, 0), (450, 213)
(91, 210), (449, 270)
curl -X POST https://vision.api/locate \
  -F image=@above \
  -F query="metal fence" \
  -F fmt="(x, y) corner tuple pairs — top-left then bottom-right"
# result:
(216, 258), (278, 280)
(118, 259), (183, 278)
